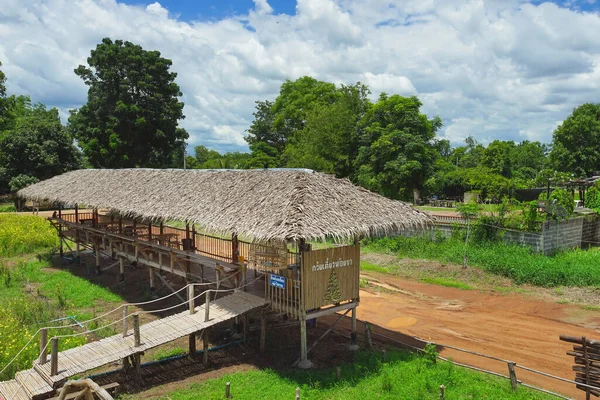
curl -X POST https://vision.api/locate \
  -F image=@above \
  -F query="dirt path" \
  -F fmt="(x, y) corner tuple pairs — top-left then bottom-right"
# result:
(355, 272), (600, 399)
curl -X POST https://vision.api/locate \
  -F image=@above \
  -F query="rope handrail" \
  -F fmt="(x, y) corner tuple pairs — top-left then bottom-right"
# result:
(1, 271), (260, 376)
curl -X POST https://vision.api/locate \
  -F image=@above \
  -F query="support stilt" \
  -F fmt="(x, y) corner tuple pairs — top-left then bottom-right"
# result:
(189, 332), (196, 358)
(203, 329), (209, 366)
(298, 318), (313, 369)
(260, 310), (266, 355)
(95, 243), (101, 275)
(349, 306), (359, 351)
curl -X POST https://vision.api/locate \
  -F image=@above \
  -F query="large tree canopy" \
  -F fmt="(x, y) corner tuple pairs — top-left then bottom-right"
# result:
(0, 98), (82, 193)
(245, 77), (339, 167)
(356, 94), (442, 201)
(69, 38), (188, 168)
(550, 103), (600, 177)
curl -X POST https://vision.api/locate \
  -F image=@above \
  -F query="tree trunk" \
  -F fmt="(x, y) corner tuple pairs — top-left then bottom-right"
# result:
(413, 187), (422, 204)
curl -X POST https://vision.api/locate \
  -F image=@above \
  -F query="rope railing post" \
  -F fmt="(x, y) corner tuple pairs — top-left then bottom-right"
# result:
(123, 305), (128, 337)
(39, 328), (48, 364)
(205, 290), (211, 322)
(507, 361), (518, 391)
(189, 285), (195, 315)
(50, 337), (59, 376)
(133, 313), (140, 347)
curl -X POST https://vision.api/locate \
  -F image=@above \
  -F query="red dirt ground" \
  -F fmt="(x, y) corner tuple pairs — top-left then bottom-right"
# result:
(347, 272), (600, 399)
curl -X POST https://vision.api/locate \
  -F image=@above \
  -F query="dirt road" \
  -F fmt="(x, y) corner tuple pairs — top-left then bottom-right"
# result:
(352, 272), (600, 399)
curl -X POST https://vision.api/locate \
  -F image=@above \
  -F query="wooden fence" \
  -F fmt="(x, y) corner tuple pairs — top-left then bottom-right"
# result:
(265, 273), (302, 320)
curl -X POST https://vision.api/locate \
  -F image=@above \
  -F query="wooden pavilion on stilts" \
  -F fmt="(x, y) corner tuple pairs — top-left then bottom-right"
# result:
(18, 168), (432, 369)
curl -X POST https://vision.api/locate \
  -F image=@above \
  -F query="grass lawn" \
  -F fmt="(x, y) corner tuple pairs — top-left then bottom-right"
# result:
(133, 350), (552, 400)
(0, 214), (123, 380)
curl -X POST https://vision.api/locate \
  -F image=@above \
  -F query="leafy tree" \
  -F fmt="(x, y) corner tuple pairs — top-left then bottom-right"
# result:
(356, 94), (442, 201)
(69, 38), (188, 168)
(0, 101), (82, 193)
(284, 83), (370, 178)
(194, 145), (221, 165)
(0, 61), (5, 98)
(550, 103), (600, 177)
(246, 77), (338, 166)
(481, 140), (514, 177)
(9, 174), (38, 193)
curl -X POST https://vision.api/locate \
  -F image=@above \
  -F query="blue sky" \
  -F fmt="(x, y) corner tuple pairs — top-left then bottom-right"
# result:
(121, 0), (297, 20)
(1, 0), (600, 153)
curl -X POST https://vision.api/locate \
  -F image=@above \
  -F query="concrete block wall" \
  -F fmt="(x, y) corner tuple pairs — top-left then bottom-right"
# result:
(395, 216), (600, 255)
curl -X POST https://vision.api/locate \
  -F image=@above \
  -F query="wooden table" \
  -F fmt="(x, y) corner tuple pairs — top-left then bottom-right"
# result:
(152, 233), (179, 246)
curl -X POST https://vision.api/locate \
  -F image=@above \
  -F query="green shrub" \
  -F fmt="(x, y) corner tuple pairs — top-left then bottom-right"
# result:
(586, 186), (600, 209)
(549, 188), (574, 215)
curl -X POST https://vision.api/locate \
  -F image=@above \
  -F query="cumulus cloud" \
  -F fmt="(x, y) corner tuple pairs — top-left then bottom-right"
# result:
(0, 0), (599, 152)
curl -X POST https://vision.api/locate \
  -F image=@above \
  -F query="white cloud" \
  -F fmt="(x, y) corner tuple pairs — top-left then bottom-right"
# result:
(0, 0), (599, 153)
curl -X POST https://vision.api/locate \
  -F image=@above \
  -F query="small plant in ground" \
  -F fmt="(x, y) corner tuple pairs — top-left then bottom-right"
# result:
(380, 369), (393, 392)
(359, 278), (369, 288)
(424, 343), (438, 365)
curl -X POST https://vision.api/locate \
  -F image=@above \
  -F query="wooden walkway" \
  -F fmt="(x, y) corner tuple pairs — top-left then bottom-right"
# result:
(0, 292), (266, 400)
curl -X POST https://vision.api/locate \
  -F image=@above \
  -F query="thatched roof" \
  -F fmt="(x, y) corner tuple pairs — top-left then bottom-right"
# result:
(18, 169), (431, 242)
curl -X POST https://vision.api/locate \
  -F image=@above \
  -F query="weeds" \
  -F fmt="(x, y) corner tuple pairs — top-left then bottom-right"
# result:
(0, 214), (58, 256)
(365, 235), (600, 287)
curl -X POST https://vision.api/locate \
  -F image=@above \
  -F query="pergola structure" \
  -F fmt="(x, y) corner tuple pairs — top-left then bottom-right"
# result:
(19, 168), (431, 368)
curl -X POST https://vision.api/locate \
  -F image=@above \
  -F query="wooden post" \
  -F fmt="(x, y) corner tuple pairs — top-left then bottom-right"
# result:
(148, 222), (152, 241)
(365, 322), (373, 350)
(50, 337), (59, 376)
(39, 328), (48, 364)
(243, 314), (249, 343)
(95, 243), (101, 275)
(74, 204), (79, 223)
(335, 366), (341, 380)
(189, 333), (196, 358)
(133, 313), (140, 347)
(192, 224), (196, 251)
(232, 233), (239, 263)
(58, 205), (63, 257)
(440, 384), (445, 399)
(300, 318), (308, 364)
(507, 362), (518, 392)
(149, 268), (155, 292)
(189, 285), (195, 314)
(159, 221), (164, 235)
(203, 329), (209, 366)
(295, 387), (301, 400)
(133, 353), (141, 388)
(260, 309), (266, 354)
(204, 291), (210, 321)
(583, 336), (591, 400)
(349, 306), (358, 350)
(382, 349), (387, 362)
(225, 382), (231, 398)
(75, 230), (80, 263)
(118, 216), (123, 234)
(119, 257), (125, 282)
(122, 305), (128, 337)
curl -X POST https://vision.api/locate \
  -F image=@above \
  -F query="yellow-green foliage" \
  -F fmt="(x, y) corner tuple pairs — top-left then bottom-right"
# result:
(0, 301), (86, 379)
(0, 214), (58, 256)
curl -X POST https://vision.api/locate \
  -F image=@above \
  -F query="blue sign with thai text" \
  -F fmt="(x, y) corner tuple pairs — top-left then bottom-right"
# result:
(270, 275), (285, 289)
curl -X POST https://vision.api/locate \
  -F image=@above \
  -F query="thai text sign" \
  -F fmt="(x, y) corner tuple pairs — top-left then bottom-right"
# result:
(270, 274), (286, 289)
(301, 244), (360, 311)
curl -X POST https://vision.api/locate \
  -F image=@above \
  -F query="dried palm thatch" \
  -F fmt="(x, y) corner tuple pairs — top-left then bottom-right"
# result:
(18, 169), (432, 242)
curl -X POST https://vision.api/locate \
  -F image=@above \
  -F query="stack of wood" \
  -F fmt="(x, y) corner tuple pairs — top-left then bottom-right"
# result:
(560, 334), (600, 398)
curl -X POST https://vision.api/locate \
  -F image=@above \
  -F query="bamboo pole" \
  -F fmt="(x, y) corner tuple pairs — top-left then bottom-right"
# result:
(225, 382), (231, 398)
(260, 309), (266, 354)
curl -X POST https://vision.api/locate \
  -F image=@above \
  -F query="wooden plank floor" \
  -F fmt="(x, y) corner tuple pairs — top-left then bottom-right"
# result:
(0, 292), (266, 400)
